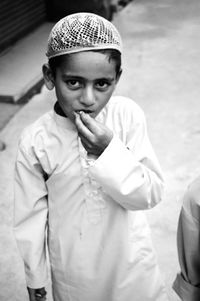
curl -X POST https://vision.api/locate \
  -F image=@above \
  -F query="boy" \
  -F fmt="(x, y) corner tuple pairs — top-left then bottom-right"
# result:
(14, 12), (168, 301)
(173, 176), (200, 301)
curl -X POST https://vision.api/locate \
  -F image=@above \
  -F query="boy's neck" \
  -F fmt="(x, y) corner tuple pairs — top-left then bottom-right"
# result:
(54, 102), (67, 117)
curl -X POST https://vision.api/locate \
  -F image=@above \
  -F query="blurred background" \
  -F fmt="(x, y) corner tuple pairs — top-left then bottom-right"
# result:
(1, 0), (200, 300)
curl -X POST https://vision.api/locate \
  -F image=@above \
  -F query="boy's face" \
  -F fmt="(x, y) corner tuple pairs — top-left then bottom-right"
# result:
(43, 51), (120, 122)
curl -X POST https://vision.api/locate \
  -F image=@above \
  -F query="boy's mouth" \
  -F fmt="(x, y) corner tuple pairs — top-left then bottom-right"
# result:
(76, 110), (93, 114)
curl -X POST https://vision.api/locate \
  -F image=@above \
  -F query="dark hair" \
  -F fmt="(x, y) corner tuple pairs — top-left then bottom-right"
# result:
(48, 49), (121, 78)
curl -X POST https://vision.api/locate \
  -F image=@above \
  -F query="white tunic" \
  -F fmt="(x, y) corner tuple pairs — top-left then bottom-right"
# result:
(14, 96), (168, 301)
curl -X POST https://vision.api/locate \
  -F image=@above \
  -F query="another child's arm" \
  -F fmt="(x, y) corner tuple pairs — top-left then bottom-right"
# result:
(173, 177), (200, 301)
(75, 104), (163, 210)
(14, 139), (48, 294)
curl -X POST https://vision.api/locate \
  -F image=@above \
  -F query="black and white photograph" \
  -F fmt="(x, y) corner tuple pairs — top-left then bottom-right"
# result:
(0, 0), (200, 300)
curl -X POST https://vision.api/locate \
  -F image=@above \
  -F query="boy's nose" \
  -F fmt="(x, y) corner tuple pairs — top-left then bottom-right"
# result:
(80, 86), (95, 106)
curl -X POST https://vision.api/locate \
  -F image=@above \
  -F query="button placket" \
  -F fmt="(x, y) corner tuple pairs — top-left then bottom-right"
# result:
(78, 139), (106, 224)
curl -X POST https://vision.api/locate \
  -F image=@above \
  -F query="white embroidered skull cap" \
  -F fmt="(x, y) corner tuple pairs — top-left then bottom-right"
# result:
(46, 12), (122, 59)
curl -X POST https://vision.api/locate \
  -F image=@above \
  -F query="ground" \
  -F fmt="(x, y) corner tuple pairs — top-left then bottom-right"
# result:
(1, 0), (200, 300)
(116, 1), (200, 299)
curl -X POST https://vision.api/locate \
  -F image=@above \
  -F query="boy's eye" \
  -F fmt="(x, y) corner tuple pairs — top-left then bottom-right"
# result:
(66, 80), (81, 89)
(95, 80), (110, 90)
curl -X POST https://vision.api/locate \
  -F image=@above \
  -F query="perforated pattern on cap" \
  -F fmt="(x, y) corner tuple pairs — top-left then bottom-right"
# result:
(46, 12), (122, 58)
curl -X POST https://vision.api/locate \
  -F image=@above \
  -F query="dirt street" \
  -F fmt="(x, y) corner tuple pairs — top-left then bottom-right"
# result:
(0, 0), (200, 300)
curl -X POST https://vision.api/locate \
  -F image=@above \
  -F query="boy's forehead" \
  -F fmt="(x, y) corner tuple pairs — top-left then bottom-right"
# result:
(58, 51), (117, 77)
(46, 12), (122, 59)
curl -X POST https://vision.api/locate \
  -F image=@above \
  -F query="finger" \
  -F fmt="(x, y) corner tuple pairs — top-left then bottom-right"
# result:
(35, 297), (47, 301)
(27, 287), (36, 301)
(74, 112), (94, 139)
(79, 133), (93, 149)
(79, 111), (99, 134)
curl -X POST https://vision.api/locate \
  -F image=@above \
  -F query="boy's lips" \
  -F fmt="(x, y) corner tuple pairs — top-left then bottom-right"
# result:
(76, 110), (94, 114)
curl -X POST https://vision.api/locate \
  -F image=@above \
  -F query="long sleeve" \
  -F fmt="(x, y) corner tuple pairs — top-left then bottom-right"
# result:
(89, 104), (164, 210)
(14, 143), (49, 288)
(173, 178), (200, 301)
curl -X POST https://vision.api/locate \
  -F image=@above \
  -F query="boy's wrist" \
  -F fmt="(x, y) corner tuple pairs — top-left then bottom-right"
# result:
(27, 287), (47, 301)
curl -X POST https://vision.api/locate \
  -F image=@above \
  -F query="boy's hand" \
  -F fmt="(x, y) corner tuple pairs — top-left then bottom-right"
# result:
(27, 287), (47, 301)
(74, 111), (113, 157)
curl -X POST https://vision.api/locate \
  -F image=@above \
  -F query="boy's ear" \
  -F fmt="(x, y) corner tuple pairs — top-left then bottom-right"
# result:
(42, 64), (55, 90)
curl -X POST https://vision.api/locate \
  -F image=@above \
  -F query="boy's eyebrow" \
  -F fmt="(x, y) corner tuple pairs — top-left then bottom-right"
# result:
(62, 74), (115, 81)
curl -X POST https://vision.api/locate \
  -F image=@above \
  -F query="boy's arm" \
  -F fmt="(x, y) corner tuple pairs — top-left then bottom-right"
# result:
(89, 109), (164, 210)
(14, 144), (49, 290)
(173, 177), (200, 301)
